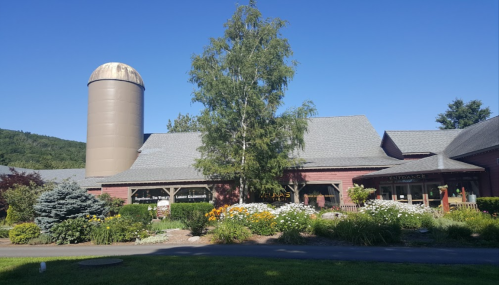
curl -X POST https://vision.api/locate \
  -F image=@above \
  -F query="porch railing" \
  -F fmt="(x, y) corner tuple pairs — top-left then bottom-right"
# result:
(340, 204), (359, 213)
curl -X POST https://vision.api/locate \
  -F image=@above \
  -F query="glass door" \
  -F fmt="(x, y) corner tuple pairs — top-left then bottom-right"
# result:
(426, 183), (441, 207)
(395, 185), (408, 203)
(380, 185), (393, 200)
(410, 184), (424, 205)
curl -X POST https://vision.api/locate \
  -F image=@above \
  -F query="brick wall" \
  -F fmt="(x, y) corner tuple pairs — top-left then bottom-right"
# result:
(102, 186), (129, 203)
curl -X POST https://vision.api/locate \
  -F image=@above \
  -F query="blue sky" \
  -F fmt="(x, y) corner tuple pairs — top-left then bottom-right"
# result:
(1, 0), (497, 143)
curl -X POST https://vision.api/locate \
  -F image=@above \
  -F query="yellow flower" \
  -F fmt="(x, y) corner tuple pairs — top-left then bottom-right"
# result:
(106, 226), (110, 229)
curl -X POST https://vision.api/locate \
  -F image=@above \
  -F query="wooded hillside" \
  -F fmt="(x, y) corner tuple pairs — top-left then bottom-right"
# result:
(0, 128), (85, 169)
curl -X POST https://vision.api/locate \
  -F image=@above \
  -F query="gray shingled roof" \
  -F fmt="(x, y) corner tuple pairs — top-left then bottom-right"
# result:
(358, 154), (484, 178)
(37, 169), (85, 183)
(445, 116), (499, 158)
(0, 165), (85, 183)
(101, 116), (402, 184)
(0, 165), (32, 176)
(384, 129), (462, 154)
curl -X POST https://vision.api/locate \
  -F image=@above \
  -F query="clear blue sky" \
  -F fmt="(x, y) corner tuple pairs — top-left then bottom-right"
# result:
(1, 0), (497, 143)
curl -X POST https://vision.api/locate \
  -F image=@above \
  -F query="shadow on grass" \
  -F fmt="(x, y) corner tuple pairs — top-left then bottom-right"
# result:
(1, 254), (498, 285)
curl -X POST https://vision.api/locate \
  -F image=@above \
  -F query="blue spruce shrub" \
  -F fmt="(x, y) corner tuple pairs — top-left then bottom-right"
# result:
(34, 181), (108, 232)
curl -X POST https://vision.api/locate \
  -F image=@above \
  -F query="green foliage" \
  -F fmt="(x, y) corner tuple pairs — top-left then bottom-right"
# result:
(347, 184), (375, 206)
(183, 211), (209, 236)
(2, 181), (54, 223)
(0, 128), (85, 169)
(312, 218), (337, 239)
(27, 233), (53, 245)
(170, 203), (214, 221)
(9, 222), (40, 244)
(34, 181), (108, 232)
(167, 113), (201, 133)
(318, 213), (402, 246)
(276, 210), (311, 233)
(51, 217), (91, 245)
(0, 228), (10, 238)
(90, 216), (148, 245)
(119, 204), (152, 225)
(446, 224), (472, 241)
(436, 98), (491, 129)
(477, 197), (499, 215)
(247, 211), (277, 236)
(278, 229), (305, 244)
(98, 193), (125, 216)
(210, 219), (251, 244)
(435, 209), (499, 243)
(480, 223), (499, 243)
(189, 2), (316, 203)
(5, 206), (19, 225)
(0, 167), (44, 214)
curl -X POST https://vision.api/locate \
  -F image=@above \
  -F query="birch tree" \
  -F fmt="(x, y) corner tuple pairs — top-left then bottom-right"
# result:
(190, 1), (316, 203)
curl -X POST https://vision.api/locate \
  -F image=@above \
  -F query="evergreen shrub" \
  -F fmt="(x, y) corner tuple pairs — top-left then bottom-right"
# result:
(119, 204), (151, 225)
(34, 181), (108, 232)
(171, 203), (214, 221)
(9, 223), (40, 244)
(51, 217), (91, 245)
(477, 197), (499, 215)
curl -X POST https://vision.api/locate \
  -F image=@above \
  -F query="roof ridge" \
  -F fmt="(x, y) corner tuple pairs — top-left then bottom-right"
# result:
(386, 129), (462, 133)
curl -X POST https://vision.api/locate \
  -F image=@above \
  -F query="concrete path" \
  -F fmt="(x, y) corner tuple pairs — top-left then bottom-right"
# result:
(1, 244), (498, 265)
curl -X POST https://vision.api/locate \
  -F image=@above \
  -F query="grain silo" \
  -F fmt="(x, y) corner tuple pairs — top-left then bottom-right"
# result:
(86, 62), (145, 178)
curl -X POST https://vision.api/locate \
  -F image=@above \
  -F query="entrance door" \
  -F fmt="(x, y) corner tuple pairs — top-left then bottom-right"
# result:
(395, 185), (408, 203)
(394, 184), (423, 205)
(380, 185), (393, 200)
(410, 184), (424, 205)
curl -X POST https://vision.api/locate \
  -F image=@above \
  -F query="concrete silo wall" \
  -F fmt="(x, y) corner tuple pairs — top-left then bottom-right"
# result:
(86, 80), (144, 177)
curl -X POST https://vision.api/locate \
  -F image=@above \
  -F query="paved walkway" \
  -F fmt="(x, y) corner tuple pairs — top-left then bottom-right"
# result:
(1, 244), (498, 265)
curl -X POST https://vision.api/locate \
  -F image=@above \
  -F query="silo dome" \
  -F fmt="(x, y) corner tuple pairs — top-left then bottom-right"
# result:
(88, 62), (145, 89)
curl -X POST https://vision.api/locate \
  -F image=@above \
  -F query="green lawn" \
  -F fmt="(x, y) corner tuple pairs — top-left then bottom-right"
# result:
(0, 256), (497, 285)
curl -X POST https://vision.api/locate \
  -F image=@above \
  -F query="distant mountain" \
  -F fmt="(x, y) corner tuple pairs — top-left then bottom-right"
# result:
(0, 128), (85, 169)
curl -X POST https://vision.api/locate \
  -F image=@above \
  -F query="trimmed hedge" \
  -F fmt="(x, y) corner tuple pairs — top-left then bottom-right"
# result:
(119, 204), (153, 225)
(477, 197), (499, 214)
(171, 203), (214, 221)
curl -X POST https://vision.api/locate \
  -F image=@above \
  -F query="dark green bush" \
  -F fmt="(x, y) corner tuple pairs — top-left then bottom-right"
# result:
(119, 204), (152, 225)
(183, 211), (209, 236)
(9, 223), (40, 244)
(477, 197), (499, 215)
(51, 217), (92, 245)
(171, 203), (214, 221)
(446, 224), (472, 241)
(333, 214), (401, 245)
(480, 223), (499, 243)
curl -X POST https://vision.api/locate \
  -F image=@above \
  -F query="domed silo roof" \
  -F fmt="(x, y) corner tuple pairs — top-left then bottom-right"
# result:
(88, 62), (145, 89)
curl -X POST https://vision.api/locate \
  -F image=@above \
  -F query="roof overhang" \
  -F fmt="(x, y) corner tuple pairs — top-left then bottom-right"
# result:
(353, 167), (485, 180)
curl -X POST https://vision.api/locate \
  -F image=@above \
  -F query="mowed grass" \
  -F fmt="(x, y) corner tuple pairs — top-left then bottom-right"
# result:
(0, 256), (497, 285)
